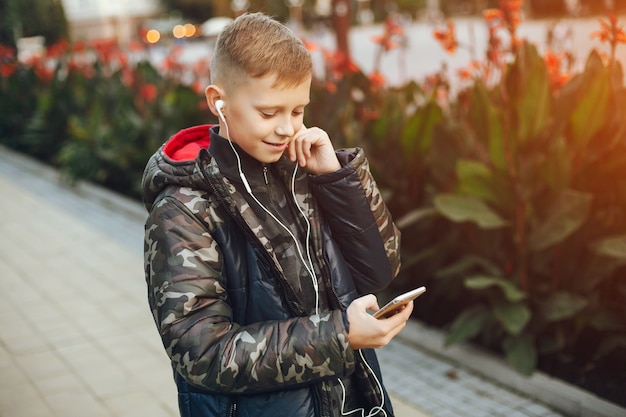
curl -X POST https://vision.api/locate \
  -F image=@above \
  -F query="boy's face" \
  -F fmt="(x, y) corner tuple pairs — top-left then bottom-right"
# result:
(220, 74), (311, 164)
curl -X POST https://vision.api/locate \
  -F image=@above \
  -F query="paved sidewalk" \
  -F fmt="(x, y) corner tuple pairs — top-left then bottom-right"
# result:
(0, 148), (580, 417)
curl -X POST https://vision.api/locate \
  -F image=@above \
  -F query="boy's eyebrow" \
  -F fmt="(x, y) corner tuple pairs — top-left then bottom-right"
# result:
(255, 100), (310, 109)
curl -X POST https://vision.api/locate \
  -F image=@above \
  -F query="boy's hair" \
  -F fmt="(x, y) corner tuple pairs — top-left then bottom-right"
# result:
(210, 13), (313, 90)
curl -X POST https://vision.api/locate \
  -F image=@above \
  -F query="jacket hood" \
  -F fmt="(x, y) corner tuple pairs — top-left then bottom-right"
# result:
(141, 125), (215, 211)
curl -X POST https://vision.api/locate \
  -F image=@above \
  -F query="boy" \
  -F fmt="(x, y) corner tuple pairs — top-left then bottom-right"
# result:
(142, 12), (412, 417)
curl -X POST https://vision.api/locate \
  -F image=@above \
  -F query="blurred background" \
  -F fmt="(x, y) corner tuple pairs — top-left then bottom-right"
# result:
(2, 1), (626, 53)
(1, 0), (626, 413)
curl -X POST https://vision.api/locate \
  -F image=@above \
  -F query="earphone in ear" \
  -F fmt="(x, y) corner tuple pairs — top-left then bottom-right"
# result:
(215, 99), (226, 123)
(214, 99), (251, 193)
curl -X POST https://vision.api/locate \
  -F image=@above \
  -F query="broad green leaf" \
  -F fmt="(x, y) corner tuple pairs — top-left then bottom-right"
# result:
(527, 189), (592, 251)
(541, 136), (571, 191)
(456, 160), (500, 207)
(400, 246), (441, 270)
(493, 302), (531, 335)
(590, 235), (626, 260)
(503, 334), (537, 375)
(538, 334), (566, 355)
(436, 256), (502, 279)
(540, 292), (588, 322)
(468, 81), (506, 171)
(465, 275), (526, 302)
(400, 100), (443, 155)
(506, 42), (553, 146)
(589, 311), (626, 332)
(577, 257), (625, 292)
(569, 51), (611, 148)
(434, 194), (507, 229)
(395, 207), (438, 229)
(445, 305), (490, 346)
(593, 335), (626, 360)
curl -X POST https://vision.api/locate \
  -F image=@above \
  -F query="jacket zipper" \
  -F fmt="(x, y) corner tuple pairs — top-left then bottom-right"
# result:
(228, 400), (237, 417)
(204, 165), (305, 317)
(312, 384), (328, 417)
(262, 165), (269, 184)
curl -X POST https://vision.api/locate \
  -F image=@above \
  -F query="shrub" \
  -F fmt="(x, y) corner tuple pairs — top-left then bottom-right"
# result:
(0, 40), (208, 199)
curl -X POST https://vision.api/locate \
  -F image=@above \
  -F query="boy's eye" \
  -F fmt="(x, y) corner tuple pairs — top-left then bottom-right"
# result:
(260, 112), (275, 118)
(260, 110), (304, 118)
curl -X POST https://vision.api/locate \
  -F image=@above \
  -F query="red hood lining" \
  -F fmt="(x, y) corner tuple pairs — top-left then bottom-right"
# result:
(163, 124), (213, 162)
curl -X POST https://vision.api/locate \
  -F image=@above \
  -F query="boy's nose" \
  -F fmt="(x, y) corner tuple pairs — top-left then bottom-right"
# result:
(275, 117), (295, 137)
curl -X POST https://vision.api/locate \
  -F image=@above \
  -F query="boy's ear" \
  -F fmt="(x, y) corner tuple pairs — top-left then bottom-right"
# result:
(205, 85), (225, 117)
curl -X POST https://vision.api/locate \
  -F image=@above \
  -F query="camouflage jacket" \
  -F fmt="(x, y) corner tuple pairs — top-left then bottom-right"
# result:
(142, 125), (401, 417)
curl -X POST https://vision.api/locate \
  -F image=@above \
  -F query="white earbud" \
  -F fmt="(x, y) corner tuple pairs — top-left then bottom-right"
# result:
(215, 99), (226, 123)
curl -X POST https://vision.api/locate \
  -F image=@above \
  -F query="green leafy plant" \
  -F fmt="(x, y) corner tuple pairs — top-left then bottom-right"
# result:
(0, 39), (207, 199)
(397, 4), (626, 375)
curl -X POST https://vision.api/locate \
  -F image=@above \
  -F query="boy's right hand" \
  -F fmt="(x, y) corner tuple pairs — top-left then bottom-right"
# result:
(287, 125), (341, 175)
(345, 294), (413, 350)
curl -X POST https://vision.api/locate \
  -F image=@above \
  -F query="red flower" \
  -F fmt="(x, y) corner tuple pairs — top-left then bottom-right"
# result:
(128, 40), (145, 52)
(192, 80), (205, 94)
(433, 20), (458, 54)
(121, 67), (134, 86)
(139, 84), (157, 102)
(544, 51), (572, 91)
(325, 82), (338, 94)
(162, 46), (184, 72)
(0, 63), (16, 77)
(372, 18), (405, 52)
(0, 44), (15, 60)
(34, 64), (54, 82)
(369, 71), (386, 89)
(303, 39), (321, 53)
(457, 67), (473, 81)
(591, 13), (626, 45)
(384, 17), (404, 37)
(371, 35), (399, 52)
(326, 50), (359, 80)
(72, 40), (88, 53)
(500, 0), (524, 33)
(45, 40), (69, 58)
(90, 38), (119, 65)
(483, 8), (504, 24)
(483, 1), (524, 50)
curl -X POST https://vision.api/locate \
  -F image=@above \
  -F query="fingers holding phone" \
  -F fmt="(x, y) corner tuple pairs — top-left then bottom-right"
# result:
(346, 293), (416, 350)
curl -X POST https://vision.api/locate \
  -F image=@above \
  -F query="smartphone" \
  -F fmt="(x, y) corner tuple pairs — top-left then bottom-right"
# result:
(372, 286), (426, 319)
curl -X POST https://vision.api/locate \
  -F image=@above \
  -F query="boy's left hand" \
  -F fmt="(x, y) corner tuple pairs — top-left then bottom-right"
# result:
(287, 125), (341, 174)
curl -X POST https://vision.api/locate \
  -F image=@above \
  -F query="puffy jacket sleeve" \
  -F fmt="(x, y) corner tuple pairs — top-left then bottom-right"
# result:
(309, 148), (401, 294)
(144, 193), (356, 393)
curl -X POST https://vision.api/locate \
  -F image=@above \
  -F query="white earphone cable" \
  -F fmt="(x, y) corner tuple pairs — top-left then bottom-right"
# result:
(217, 101), (385, 416)
(338, 350), (387, 417)
(217, 102), (319, 315)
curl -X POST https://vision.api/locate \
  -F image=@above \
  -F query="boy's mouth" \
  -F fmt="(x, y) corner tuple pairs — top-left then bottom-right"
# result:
(263, 141), (288, 151)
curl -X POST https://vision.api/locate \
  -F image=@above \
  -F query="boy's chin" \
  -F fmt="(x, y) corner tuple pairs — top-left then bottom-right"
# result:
(254, 150), (287, 164)
(260, 154), (284, 164)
